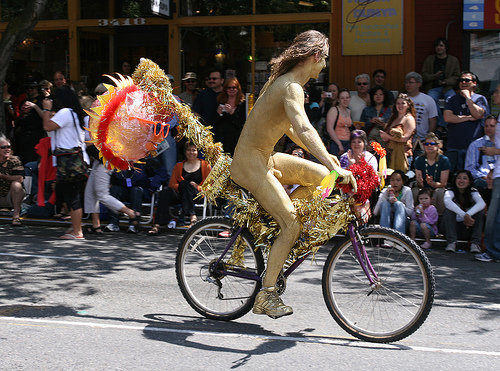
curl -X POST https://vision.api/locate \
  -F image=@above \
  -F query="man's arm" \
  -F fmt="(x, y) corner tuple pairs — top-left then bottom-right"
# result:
(0, 173), (23, 183)
(443, 109), (473, 124)
(429, 116), (437, 134)
(464, 140), (483, 179)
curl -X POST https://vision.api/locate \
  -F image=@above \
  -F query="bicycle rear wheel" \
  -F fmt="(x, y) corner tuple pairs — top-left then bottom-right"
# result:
(322, 226), (435, 343)
(176, 217), (264, 321)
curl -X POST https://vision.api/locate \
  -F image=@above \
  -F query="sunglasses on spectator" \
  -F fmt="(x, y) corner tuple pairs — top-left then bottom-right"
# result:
(424, 142), (438, 146)
(0, 145), (12, 149)
(458, 78), (473, 83)
(357, 82), (368, 86)
(227, 86), (238, 90)
(26, 86), (37, 90)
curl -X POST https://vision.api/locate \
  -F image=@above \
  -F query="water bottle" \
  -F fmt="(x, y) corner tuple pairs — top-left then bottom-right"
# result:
(484, 135), (496, 170)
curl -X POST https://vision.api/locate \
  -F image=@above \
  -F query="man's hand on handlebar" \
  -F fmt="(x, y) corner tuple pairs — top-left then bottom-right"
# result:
(335, 167), (358, 193)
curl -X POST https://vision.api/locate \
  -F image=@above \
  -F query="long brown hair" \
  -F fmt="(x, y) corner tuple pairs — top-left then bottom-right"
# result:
(261, 30), (329, 94)
(217, 78), (245, 105)
(387, 93), (416, 127)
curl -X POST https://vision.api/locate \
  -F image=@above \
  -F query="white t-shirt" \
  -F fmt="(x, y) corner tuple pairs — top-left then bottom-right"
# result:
(51, 108), (89, 165)
(349, 93), (368, 122)
(409, 92), (438, 140)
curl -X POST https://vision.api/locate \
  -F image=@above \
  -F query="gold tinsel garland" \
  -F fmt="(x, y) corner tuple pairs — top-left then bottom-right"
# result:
(131, 58), (356, 266)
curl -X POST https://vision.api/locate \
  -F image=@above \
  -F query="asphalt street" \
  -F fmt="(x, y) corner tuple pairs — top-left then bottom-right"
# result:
(1, 223), (499, 370)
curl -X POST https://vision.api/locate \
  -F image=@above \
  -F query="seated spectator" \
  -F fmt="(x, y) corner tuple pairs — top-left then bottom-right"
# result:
(326, 88), (353, 157)
(380, 93), (416, 172)
(339, 130), (378, 171)
(465, 114), (496, 191)
(410, 188), (439, 250)
(413, 132), (450, 214)
(373, 170), (413, 234)
(148, 142), (211, 235)
(283, 145), (311, 195)
(442, 170), (486, 253)
(360, 87), (392, 147)
(106, 157), (167, 233)
(0, 134), (25, 226)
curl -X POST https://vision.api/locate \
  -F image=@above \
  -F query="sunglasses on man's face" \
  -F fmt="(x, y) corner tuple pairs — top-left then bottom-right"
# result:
(0, 145), (12, 149)
(357, 82), (368, 86)
(458, 78), (473, 83)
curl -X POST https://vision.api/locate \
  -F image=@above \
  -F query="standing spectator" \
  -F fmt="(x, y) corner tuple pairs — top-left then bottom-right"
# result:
(42, 85), (89, 239)
(212, 78), (246, 156)
(372, 68), (395, 106)
(360, 86), (392, 147)
(0, 134), (24, 226)
(465, 115), (496, 191)
(39, 80), (53, 98)
(192, 69), (225, 126)
(120, 60), (132, 76)
(442, 170), (485, 253)
(410, 188), (439, 250)
(147, 142), (211, 235)
(319, 82), (340, 118)
(443, 71), (489, 173)
(373, 170), (413, 234)
(326, 88), (352, 157)
(349, 73), (371, 122)
(477, 84), (500, 262)
(421, 38), (461, 128)
(404, 72), (438, 155)
(53, 71), (67, 88)
(413, 132), (450, 214)
(179, 72), (199, 107)
(3, 79), (19, 139)
(14, 77), (46, 164)
(380, 93), (416, 172)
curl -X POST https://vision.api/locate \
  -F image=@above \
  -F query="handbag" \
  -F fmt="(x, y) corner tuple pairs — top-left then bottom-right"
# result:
(53, 110), (88, 182)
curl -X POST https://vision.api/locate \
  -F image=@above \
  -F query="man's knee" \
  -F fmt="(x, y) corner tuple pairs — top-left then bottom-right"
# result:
(11, 181), (23, 192)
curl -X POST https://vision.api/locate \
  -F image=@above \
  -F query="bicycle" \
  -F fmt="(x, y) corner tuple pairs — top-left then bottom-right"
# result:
(176, 196), (435, 344)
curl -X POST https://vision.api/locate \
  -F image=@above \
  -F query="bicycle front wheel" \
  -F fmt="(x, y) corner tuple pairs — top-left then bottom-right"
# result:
(176, 217), (264, 321)
(322, 226), (435, 343)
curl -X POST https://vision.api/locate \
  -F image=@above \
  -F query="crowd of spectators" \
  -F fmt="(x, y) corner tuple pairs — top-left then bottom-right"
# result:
(2, 36), (500, 262)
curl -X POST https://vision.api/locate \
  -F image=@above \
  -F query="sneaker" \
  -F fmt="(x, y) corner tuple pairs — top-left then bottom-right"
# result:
(105, 224), (120, 232)
(127, 224), (139, 234)
(167, 220), (176, 229)
(445, 243), (456, 253)
(252, 287), (293, 318)
(421, 241), (432, 250)
(470, 243), (482, 253)
(475, 252), (494, 262)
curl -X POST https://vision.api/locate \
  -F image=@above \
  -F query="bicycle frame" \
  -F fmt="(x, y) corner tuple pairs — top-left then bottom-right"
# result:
(213, 222), (380, 286)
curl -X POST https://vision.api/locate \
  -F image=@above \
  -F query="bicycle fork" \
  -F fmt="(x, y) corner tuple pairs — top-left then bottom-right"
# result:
(348, 224), (381, 289)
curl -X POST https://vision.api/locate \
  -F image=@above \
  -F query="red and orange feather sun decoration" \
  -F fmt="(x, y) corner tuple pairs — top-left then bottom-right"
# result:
(85, 74), (170, 171)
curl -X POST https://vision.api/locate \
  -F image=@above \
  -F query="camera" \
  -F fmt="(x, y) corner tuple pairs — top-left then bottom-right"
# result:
(325, 92), (332, 98)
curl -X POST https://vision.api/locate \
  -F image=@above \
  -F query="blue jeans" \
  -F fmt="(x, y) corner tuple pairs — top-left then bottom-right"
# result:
(157, 134), (177, 180)
(485, 177), (500, 259)
(108, 185), (144, 225)
(446, 148), (467, 175)
(379, 200), (407, 234)
(427, 87), (456, 128)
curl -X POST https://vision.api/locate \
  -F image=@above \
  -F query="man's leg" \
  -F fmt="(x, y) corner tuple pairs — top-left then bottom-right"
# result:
(484, 178), (500, 259)
(10, 181), (24, 220)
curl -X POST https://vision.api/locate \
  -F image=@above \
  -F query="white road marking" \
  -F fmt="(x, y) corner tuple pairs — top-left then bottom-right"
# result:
(0, 316), (499, 357)
(0, 252), (89, 261)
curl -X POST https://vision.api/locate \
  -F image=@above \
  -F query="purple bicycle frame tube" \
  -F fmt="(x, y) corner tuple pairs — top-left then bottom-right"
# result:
(348, 223), (378, 284)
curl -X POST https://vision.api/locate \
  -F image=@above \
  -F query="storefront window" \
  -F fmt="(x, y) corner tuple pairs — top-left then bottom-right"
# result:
(470, 31), (500, 99)
(8, 30), (68, 90)
(179, 0), (252, 16)
(1, 0), (67, 21)
(181, 26), (251, 90)
(256, 0), (329, 14)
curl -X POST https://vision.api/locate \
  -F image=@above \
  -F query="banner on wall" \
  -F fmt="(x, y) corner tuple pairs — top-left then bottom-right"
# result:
(464, 0), (500, 30)
(342, 0), (403, 55)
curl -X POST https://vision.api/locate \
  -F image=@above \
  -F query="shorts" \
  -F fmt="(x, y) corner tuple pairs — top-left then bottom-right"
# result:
(415, 222), (436, 239)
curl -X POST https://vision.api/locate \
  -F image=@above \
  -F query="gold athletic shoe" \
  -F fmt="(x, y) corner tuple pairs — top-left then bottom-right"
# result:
(252, 287), (293, 318)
